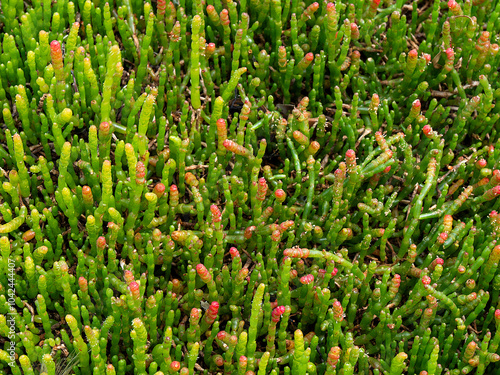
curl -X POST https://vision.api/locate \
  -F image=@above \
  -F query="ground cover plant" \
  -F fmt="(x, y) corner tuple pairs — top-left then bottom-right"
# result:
(2, 0), (500, 374)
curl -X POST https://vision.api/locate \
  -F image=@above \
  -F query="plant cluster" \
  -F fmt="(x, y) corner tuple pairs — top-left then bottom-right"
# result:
(1, 0), (500, 374)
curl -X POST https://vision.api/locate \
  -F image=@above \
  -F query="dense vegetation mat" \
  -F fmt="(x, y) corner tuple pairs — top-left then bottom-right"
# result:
(2, 0), (500, 374)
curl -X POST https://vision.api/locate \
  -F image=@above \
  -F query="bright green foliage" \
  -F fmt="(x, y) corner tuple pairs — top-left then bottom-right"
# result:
(2, 0), (500, 374)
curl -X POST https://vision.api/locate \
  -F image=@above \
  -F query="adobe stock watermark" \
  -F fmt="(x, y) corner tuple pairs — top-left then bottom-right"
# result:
(6, 257), (17, 367)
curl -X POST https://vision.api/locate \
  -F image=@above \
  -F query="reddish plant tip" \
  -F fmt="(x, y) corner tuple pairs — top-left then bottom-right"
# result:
(332, 267), (339, 277)
(271, 229), (281, 242)
(171, 231), (186, 242)
(480, 31), (490, 41)
(326, 2), (335, 11)
(327, 346), (341, 367)
(423, 53), (431, 63)
(423, 307), (434, 317)
(206, 4), (215, 11)
(217, 331), (227, 341)
(190, 308), (200, 320)
(305, 52), (314, 62)
(346, 149), (356, 159)
(210, 205), (222, 222)
(271, 306), (286, 322)
(412, 99), (421, 109)
(100, 121), (111, 133)
(79, 277), (88, 292)
(239, 356), (248, 366)
(152, 227), (162, 237)
(196, 264), (205, 273)
(293, 130), (304, 138)
(244, 226), (256, 239)
(97, 236), (106, 248)
(22, 229), (35, 242)
(60, 261), (69, 273)
(129, 281), (140, 298)
(423, 125), (433, 137)
(332, 300), (344, 322)
(170, 361), (181, 372)
(124, 270), (134, 283)
(309, 140), (320, 152)
(409, 49), (418, 58)
(334, 167), (345, 178)
(220, 9), (230, 25)
(275, 188), (286, 201)
(136, 162), (146, 178)
(227, 335), (238, 346)
(210, 301), (219, 311)
(422, 275), (432, 285)
(448, 0), (457, 8)
(484, 186), (500, 201)
(153, 183), (166, 196)
(436, 258), (444, 265)
(458, 265), (466, 273)
(170, 185), (178, 193)
(256, 177), (268, 201)
(283, 247), (310, 258)
(278, 45), (287, 56)
(445, 48), (454, 60)
(238, 268), (249, 281)
(300, 274), (314, 285)
(223, 139), (250, 156)
(157, 0), (166, 13)
(50, 40), (64, 77)
(230, 247), (240, 258)
(50, 40), (61, 51)
(383, 166), (392, 173)
(212, 354), (224, 367)
(495, 310), (500, 320)
(476, 159), (487, 168)
(438, 232), (448, 243)
(196, 264), (212, 283)
(216, 118), (226, 128)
